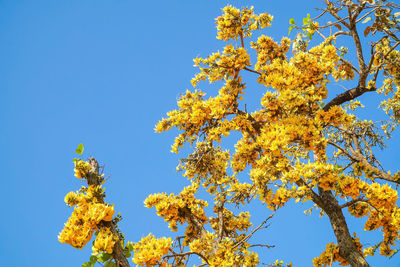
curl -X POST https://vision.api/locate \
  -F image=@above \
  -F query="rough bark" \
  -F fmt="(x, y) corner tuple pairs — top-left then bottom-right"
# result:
(87, 157), (130, 267)
(323, 86), (375, 112)
(318, 189), (370, 267)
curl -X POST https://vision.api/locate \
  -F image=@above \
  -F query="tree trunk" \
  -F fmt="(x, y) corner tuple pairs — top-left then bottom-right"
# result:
(318, 188), (369, 267)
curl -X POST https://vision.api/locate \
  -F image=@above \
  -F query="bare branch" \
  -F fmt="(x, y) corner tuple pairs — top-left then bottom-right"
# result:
(318, 16), (350, 29)
(164, 251), (210, 265)
(312, 8), (328, 20)
(323, 86), (376, 112)
(328, 141), (353, 159)
(179, 206), (208, 237)
(355, 7), (378, 24)
(351, 2), (367, 21)
(249, 244), (275, 248)
(333, 30), (351, 37)
(244, 67), (261, 75)
(340, 197), (367, 209)
(232, 212), (276, 250)
(325, 0), (351, 28)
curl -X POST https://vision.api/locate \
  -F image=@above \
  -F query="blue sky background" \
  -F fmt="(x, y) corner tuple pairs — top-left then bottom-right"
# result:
(1, 0), (399, 266)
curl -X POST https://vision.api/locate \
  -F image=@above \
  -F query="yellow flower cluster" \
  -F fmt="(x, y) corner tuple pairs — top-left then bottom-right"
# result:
(250, 161), (344, 209)
(58, 185), (115, 249)
(210, 209), (252, 235)
(64, 191), (80, 207)
(313, 243), (340, 267)
(363, 246), (376, 257)
(251, 36), (290, 67)
(177, 142), (234, 197)
(144, 184), (208, 235)
(74, 159), (91, 179)
(312, 237), (362, 267)
(188, 232), (259, 266)
(380, 88), (400, 122)
(215, 5), (272, 41)
(374, 39), (400, 124)
(316, 106), (352, 127)
(338, 175), (365, 200)
(191, 45), (250, 87)
(225, 40), (360, 209)
(227, 181), (254, 205)
(377, 78), (395, 96)
(132, 234), (172, 266)
(92, 227), (118, 255)
(257, 42), (339, 90)
(269, 187), (291, 209)
(209, 243), (259, 267)
(156, 79), (246, 153)
(332, 61), (355, 81)
(374, 38), (400, 84)
(334, 175), (400, 256)
(231, 133), (262, 172)
(222, 45), (250, 70)
(188, 231), (215, 255)
(364, 185), (399, 256)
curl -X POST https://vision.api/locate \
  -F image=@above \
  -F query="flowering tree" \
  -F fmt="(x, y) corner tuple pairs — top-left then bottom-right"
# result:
(59, 1), (400, 266)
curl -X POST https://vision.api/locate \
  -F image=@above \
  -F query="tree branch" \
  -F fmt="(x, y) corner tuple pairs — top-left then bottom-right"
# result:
(179, 206), (208, 237)
(249, 244), (275, 248)
(232, 212), (275, 249)
(164, 251), (210, 265)
(87, 158), (130, 267)
(317, 187), (369, 267)
(339, 197), (367, 209)
(325, 0), (350, 28)
(323, 86), (375, 112)
(244, 67), (261, 75)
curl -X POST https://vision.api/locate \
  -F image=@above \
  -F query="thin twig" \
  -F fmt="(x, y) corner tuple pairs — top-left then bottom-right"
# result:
(164, 251), (210, 265)
(244, 67), (261, 75)
(249, 244), (275, 248)
(232, 212), (276, 249)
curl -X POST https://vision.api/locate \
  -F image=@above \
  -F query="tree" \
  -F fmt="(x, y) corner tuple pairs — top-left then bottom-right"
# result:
(59, 1), (400, 266)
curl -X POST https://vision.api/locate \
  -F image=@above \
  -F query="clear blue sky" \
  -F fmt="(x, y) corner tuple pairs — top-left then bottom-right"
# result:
(1, 1), (399, 266)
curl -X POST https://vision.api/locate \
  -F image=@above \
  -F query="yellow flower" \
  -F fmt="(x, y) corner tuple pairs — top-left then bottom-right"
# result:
(92, 227), (118, 255)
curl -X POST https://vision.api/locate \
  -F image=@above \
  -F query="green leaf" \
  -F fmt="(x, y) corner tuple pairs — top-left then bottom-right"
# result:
(97, 253), (112, 263)
(362, 17), (372, 23)
(75, 143), (84, 155)
(303, 13), (311, 25)
(127, 242), (134, 252)
(82, 262), (94, 267)
(105, 261), (117, 267)
(288, 25), (295, 35)
(90, 256), (97, 264)
(289, 18), (295, 25)
(334, 164), (343, 170)
(124, 250), (132, 258)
